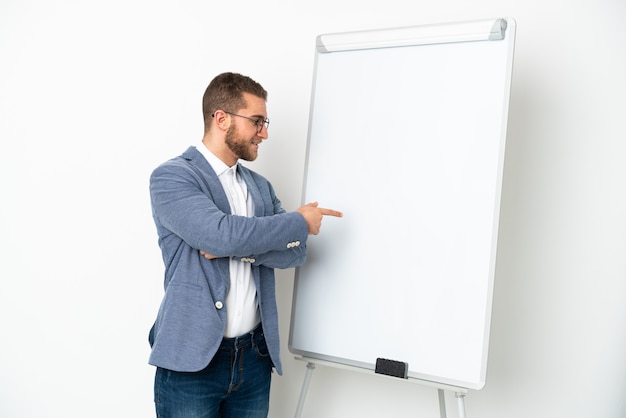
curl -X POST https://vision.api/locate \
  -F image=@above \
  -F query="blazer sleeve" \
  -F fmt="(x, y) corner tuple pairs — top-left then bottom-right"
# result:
(150, 157), (309, 258)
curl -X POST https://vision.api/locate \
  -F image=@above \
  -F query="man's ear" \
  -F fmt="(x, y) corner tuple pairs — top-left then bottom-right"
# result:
(212, 110), (231, 130)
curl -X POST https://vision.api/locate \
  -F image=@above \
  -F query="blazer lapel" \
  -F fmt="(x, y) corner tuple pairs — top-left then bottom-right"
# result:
(238, 165), (264, 217)
(181, 146), (232, 214)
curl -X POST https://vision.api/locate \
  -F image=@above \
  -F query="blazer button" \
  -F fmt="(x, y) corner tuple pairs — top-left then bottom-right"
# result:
(215, 301), (223, 309)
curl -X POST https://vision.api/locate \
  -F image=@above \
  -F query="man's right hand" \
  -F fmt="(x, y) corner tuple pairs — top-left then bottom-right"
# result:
(296, 202), (343, 235)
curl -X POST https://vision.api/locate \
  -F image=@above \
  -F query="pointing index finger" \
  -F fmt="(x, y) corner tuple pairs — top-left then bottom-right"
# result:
(320, 208), (343, 217)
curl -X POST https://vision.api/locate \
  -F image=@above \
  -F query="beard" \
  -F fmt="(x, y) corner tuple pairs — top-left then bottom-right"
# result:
(224, 125), (259, 162)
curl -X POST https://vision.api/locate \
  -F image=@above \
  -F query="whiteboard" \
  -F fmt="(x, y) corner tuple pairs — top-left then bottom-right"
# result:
(288, 18), (516, 390)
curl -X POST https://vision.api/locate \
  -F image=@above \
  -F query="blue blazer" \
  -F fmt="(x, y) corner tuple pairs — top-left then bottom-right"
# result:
(148, 146), (309, 374)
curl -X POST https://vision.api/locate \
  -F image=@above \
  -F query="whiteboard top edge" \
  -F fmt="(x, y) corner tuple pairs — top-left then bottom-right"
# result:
(316, 17), (515, 53)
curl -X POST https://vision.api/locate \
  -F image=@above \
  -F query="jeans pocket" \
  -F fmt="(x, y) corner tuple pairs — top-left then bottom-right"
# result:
(254, 336), (270, 359)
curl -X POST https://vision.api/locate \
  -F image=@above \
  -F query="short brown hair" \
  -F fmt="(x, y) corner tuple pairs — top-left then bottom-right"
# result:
(202, 72), (268, 131)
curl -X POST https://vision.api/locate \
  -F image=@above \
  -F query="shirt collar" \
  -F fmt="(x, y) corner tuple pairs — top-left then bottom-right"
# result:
(197, 141), (236, 177)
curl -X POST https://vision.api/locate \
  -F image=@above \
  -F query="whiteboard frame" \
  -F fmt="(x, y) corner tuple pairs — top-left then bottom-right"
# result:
(289, 17), (516, 391)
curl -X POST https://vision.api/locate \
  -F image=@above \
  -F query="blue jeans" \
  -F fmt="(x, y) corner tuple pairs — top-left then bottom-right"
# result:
(154, 324), (273, 418)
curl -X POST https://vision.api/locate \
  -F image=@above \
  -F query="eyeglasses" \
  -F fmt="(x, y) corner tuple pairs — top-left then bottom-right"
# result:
(225, 111), (270, 132)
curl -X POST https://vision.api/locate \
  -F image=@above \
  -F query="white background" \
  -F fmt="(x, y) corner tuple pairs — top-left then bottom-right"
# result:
(1, 1), (624, 417)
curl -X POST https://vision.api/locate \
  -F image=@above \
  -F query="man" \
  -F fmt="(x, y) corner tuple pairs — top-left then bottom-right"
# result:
(148, 72), (342, 418)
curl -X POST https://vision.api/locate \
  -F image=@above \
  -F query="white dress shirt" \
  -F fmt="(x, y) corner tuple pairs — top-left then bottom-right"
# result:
(197, 143), (260, 338)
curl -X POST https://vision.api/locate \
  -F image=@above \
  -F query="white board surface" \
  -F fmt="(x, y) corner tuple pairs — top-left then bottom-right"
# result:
(289, 18), (516, 390)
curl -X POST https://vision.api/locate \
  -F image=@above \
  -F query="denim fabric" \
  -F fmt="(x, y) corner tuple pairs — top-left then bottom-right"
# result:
(154, 324), (272, 418)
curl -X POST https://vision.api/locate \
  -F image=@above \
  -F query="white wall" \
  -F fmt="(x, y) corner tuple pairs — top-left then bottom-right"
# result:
(0, 1), (624, 417)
